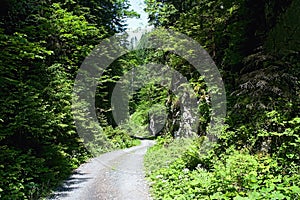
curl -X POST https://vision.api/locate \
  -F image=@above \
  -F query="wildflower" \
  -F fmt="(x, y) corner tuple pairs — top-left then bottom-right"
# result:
(156, 175), (163, 179)
(183, 168), (189, 173)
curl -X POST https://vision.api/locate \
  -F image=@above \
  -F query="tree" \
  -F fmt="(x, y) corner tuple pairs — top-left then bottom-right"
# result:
(0, 0), (135, 198)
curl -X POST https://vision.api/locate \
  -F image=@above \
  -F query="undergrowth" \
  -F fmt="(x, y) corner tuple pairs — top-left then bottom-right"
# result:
(144, 136), (300, 200)
(0, 126), (140, 200)
(87, 125), (141, 156)
(144, 136), (193, 174)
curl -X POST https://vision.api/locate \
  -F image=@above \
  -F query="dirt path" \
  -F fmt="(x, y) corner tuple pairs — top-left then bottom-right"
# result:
(48, 140), (155, 200)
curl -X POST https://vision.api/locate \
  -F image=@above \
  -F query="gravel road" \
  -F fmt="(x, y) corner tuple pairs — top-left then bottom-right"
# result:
(48, 140), (155, 200)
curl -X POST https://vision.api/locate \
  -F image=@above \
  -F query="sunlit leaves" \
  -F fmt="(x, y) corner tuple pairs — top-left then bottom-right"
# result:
(0, 0), (134, 199)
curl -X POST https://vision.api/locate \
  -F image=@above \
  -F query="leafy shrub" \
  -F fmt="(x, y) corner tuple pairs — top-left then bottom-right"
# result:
(0, 145), (88, 200)
(144, 137), (192, 174)
(104, 126), (141, 149)
(145, 138), (300, 199)
(87, 126), (141, 155)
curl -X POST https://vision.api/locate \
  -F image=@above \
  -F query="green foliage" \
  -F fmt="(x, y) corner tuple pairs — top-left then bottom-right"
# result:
(127, 82), (168, 136)
(86, 126), (141, 155)
(0, 145), (88, 200)
(145, 140), (300, 199)
(104, 126), (141, 149)
(144, 137), (191, 174)
(0, 29), (89, 199)
(0, 0), (137, 199)
(1, 0), (299, 199)
(265, 0), (300, 56)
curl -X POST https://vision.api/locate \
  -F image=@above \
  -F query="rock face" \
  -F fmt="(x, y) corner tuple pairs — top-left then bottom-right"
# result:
(164, 87), (199, 138)
(173, 91), (198, 138)
(149, 114), (157, 136)
(148, 105), (167, 136)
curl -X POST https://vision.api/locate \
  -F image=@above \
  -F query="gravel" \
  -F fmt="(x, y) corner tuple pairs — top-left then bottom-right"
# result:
(48, 140), (155, 200)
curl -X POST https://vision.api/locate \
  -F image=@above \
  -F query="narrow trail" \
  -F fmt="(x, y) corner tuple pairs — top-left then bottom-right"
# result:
(49, 140), (155, 200)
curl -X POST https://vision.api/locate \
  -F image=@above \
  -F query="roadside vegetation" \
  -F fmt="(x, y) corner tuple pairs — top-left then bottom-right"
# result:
(1, 0), (299, 199)
(0, 0), (139, 199)
(145, 136), (300, 199)
(143, 0), (300, 199)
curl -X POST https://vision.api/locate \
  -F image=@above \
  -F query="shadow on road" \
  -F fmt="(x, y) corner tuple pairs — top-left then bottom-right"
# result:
(48, 171), (92, 199)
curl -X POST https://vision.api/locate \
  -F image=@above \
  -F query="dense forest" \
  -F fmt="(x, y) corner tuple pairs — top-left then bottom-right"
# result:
(0, 0), (299, 199)
(0, 0), (140, 199)
(143, 0), (300, 199)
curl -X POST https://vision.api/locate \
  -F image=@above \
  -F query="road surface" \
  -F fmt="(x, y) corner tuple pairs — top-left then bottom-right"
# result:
(48, 140), (155, 200)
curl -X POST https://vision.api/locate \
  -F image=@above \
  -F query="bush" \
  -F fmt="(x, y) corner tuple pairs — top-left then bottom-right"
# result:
(145, 138), (300, 199)
(144, 136), (192, 174)
(86, 126), (141, 155)
(0, 145), (87, 199)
